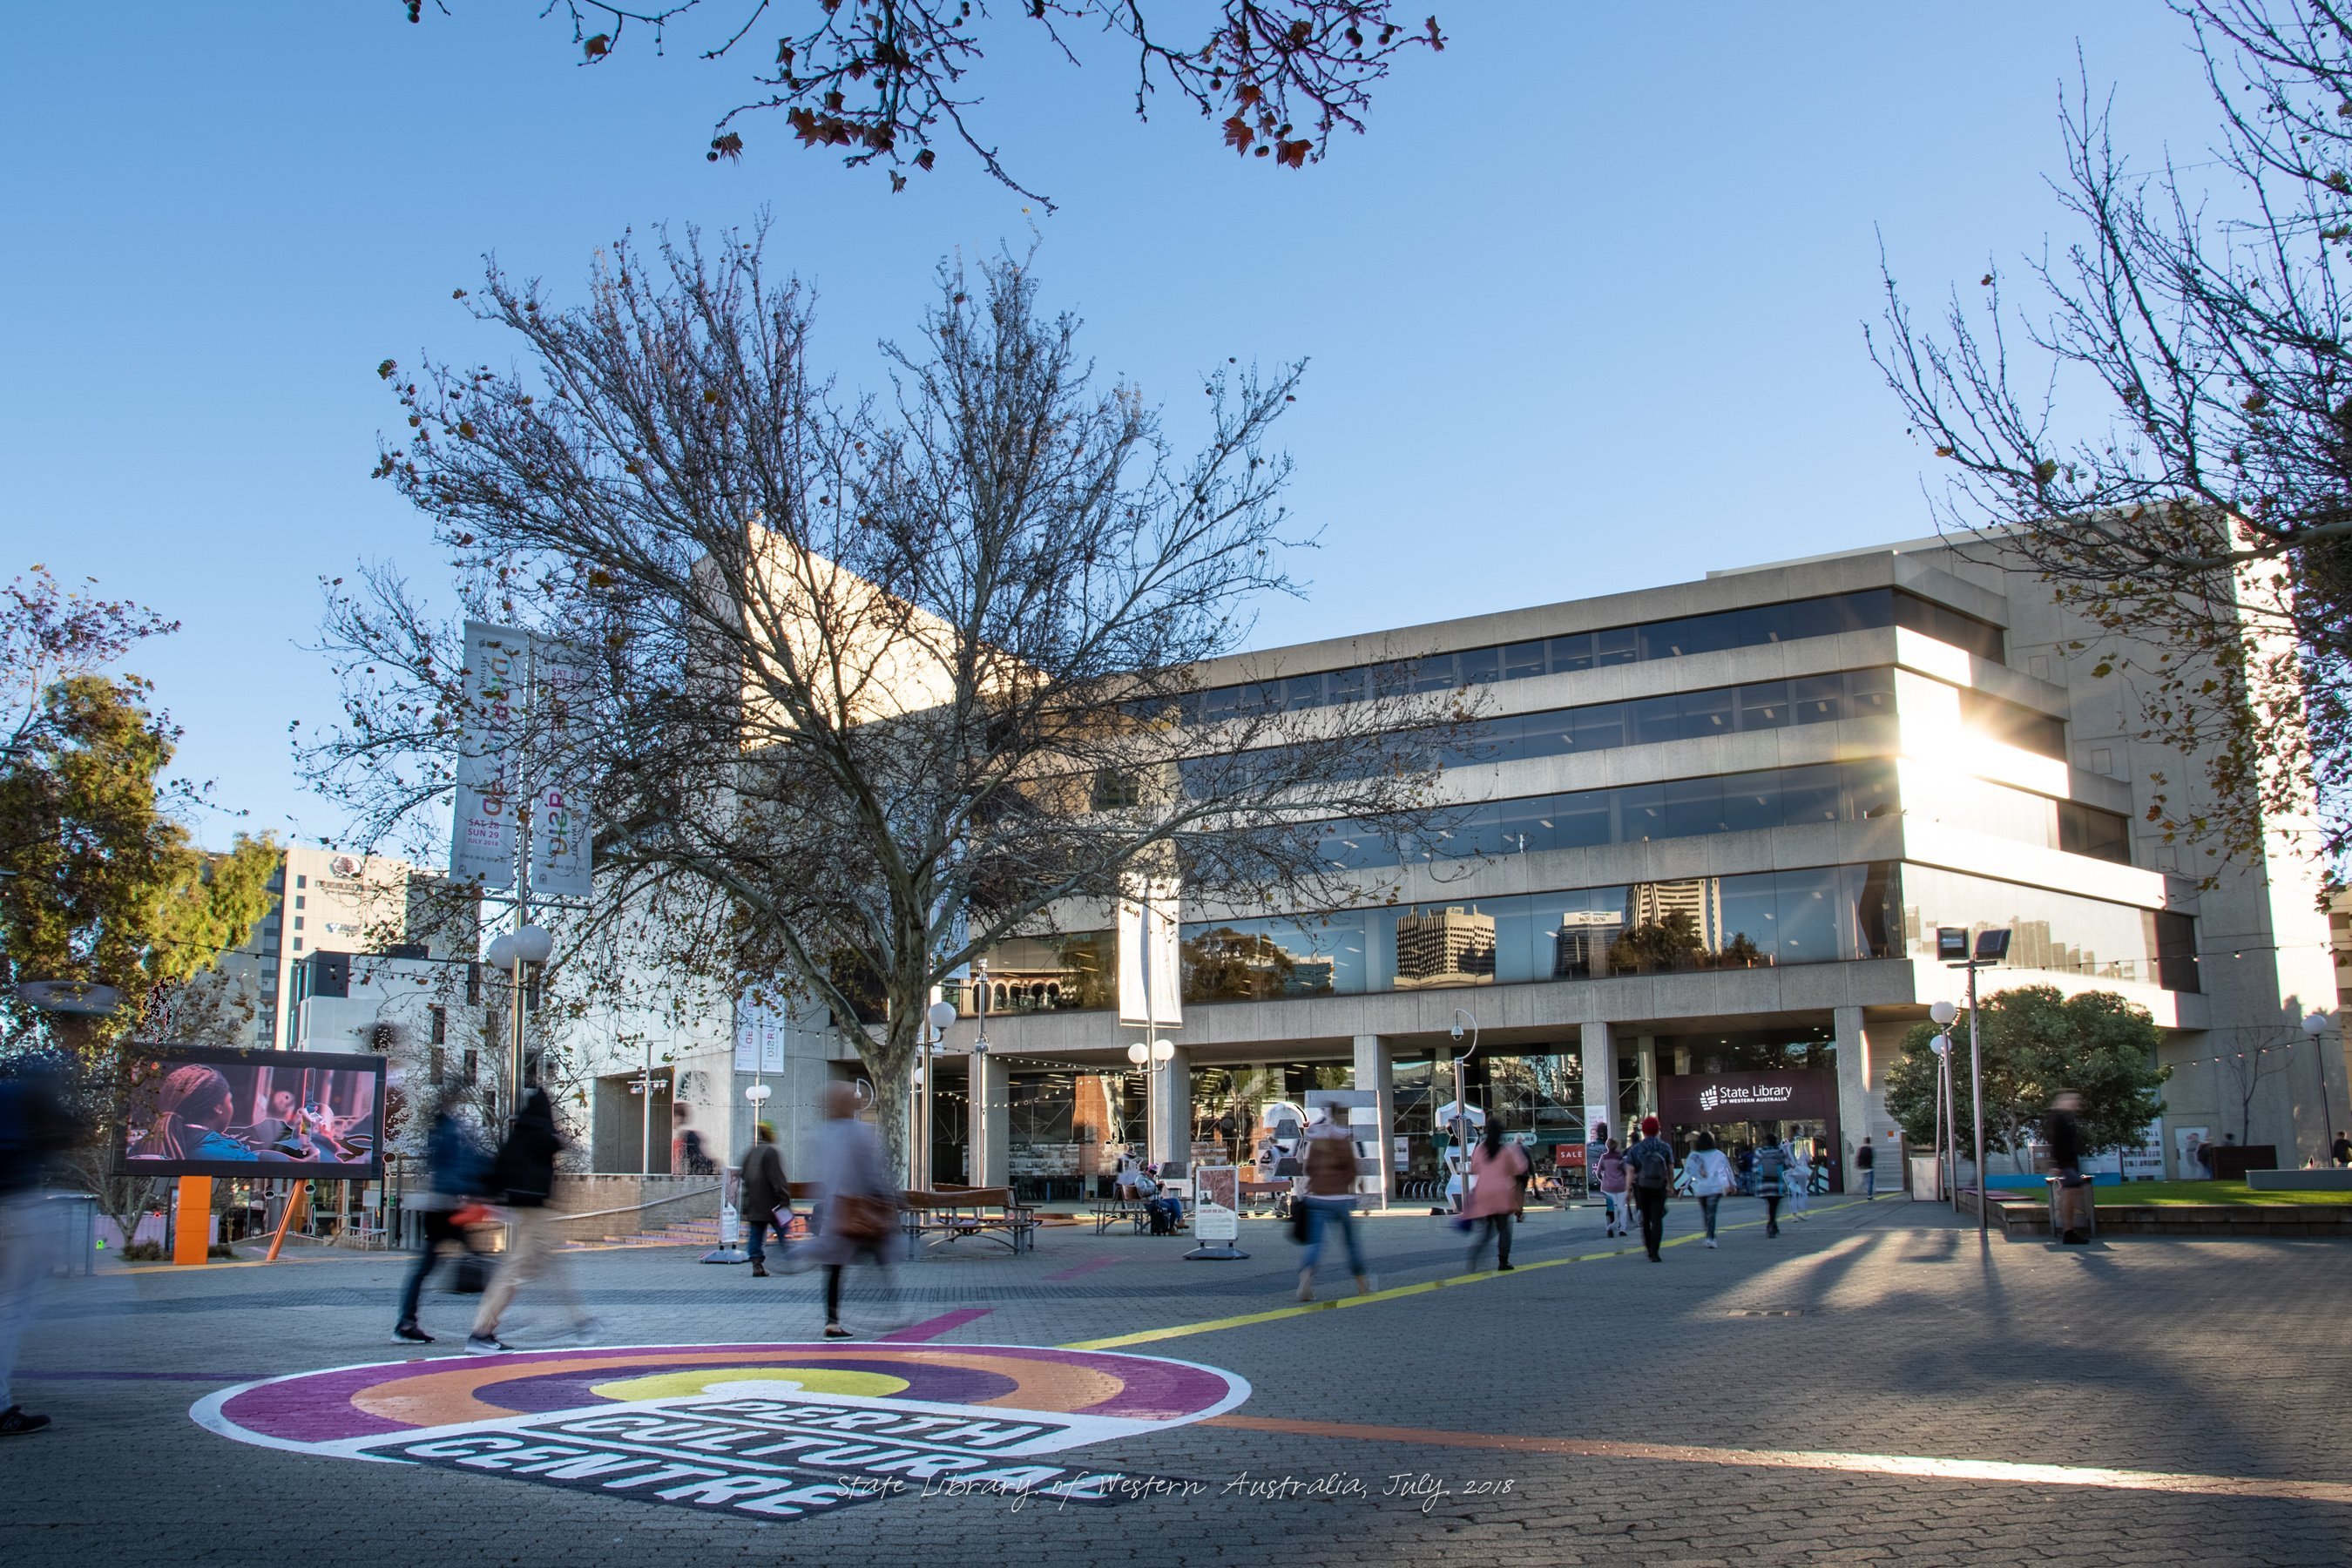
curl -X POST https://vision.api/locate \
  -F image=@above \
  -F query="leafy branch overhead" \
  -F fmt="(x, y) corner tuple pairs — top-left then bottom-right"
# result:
(402, 1), (1444, 206)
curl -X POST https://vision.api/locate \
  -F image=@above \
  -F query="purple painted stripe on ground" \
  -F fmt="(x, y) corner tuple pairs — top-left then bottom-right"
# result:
(18, 1370), (267, 1382)
(875, 1308), (991, 1342)
(1044, 1257), (1121, 1281)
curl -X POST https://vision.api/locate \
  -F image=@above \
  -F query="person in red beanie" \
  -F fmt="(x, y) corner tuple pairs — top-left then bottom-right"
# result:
(1623, 1114), (1676, 1261)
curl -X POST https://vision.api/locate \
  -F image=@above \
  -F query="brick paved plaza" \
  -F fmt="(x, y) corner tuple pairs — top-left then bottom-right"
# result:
(7, 1198), (2350, 1566)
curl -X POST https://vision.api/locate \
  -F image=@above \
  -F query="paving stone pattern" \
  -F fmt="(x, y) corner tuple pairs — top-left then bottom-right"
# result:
(7, 1196), (2349, 1565)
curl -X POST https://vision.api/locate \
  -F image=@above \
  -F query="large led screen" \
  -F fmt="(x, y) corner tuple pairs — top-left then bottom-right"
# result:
(118, 1045), (385, 1179)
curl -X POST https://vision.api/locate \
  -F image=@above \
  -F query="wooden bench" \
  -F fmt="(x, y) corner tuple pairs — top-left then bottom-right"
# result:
(1090, 1194), (1151, 1234)
(900, 1187), (1037, 1254)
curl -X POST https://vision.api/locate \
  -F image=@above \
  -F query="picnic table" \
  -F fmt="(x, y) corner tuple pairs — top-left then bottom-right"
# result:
(900, 1186), (1037, 1254)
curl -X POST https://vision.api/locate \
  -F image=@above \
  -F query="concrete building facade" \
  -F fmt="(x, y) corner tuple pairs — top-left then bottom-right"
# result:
(882, 533), (2346, 1197)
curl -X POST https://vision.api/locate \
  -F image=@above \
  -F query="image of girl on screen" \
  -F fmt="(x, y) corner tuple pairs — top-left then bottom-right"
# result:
(127, 1066), (260, 1162)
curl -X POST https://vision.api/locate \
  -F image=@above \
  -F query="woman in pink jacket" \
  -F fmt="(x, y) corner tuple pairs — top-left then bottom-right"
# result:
(1596, 1139), (1630, 1237)
(1463, 1122), (1531, 1272)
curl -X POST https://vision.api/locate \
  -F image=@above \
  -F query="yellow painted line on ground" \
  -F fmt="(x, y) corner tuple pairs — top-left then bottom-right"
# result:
(1203, 1415), (2352, 1506)
(1062, 1200), (1867, 1350)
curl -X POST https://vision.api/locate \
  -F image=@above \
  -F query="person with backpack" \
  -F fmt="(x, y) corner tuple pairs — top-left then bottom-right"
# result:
(1675, 1129), (1734, 1248)
(1625, 1115), (1675, 1261)
(1754, 1132), (1791, 1237)
(393, 1090), (490, 1343)
(1463, 1121), (1531, 1272)
(1596, 1139), (1629, 1237)
(466, 1088), (594, 1355)
(1295, 1105), (1370, 1301)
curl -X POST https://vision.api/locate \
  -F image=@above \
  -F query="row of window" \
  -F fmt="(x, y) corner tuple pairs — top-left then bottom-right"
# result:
(960, 862), (2197, 1013)
(1316, 760), (1903, 868)
(1179, 588), (2007, 724)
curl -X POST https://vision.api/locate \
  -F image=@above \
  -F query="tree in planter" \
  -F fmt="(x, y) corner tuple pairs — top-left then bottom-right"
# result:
(0, 572), (279, 1251)
(1874, 1), (2352, 879)
(307, 228), (1468, 1171)
(1884, 984), (2170, 1172)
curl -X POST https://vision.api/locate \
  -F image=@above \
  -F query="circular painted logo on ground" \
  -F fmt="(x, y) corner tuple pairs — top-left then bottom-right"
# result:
(193, 1342), (1248, 1521)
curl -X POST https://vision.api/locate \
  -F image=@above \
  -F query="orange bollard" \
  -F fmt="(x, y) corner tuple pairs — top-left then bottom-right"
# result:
(173, 1176), (213, 1265)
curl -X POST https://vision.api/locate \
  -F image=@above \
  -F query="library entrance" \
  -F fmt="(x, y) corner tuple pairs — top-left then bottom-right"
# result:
(1657, 1068), (1842, 1183)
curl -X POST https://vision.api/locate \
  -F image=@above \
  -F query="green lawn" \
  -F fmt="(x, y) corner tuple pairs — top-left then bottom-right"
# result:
(2085, 1180), (2352, 1207)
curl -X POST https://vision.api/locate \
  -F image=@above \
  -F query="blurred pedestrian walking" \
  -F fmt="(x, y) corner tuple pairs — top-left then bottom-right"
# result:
(1754, 1132), (1790, 1237)
(736, 1121), (790, 1279)
(393, 1090), (490, 1344)
(1295, 1105), (1369, 1301)
(1597, 1139), (1629, 1237)
(1463, 1120), (1530, 1272)
(1625, 1115), (1674, 1261)
(808, 1081), (897, 1338)
(1855, 1136), (1878, 1200)
(466, 1088), (593, 1355)
(1787, 1140), (1812, 1220)
(1676, 1130), (1733, 1248)
(0, 1056), (80, 1436)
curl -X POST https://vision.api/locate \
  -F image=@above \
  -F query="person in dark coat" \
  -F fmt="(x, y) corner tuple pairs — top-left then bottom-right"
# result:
(466, 1088), (592, 1354)
(392, 1091), (489, 1343)
(804, 1082), (897, 1339)
(737, 1122), (790, 1278)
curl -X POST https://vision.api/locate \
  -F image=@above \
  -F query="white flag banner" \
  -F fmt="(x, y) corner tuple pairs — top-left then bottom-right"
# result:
(733, 997), (788, 1075)
(1116, 875), (1183, 1029)
(450, 621), (526, 890)
(525, 636), (597, 900)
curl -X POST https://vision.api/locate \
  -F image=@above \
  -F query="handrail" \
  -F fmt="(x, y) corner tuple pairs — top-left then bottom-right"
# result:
(549, 1184), (722, 1223)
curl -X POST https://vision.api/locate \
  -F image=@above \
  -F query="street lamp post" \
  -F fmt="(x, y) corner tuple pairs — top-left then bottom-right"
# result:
(919, 997), (957, 1191)
(484, 923), (553, 1126)
(1935, 928), (2011, 1237)
(1929, 1000), (1958, 1212)
(1449, 1008), (1479, 1212)
(2301, 1012), (2337, 1158)
(970, 960), (990, 1188)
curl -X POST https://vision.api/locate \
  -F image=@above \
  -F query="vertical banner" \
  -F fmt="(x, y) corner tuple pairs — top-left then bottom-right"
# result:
(1117, 875), (1183, 1029)
(526, 639), (597, 900)
(451, 621), (525, 889)
(733, 996), (787, 1075)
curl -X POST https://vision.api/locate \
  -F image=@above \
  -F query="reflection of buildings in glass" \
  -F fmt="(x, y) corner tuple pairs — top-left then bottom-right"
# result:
(1396, 906), (1497, 989)
(1633, 877), (1725, 949)
(1186, 928), (1334, 999)
(1551, 910), (1624, 978)
(2007, 920), (2097, 977)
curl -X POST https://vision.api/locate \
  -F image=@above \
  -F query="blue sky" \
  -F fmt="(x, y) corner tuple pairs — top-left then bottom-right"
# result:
(0, 4), (2219, 853)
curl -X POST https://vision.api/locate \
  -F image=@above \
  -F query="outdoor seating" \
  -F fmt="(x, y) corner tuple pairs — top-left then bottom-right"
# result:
(899, 1187), (1037, 1254)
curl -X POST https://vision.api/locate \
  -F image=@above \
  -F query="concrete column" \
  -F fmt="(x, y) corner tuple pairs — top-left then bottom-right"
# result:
(1635, 1035), (1659, 1120)
(1353, 1034), (1394, 1205)
(971, 1052), (1010, 1190)
(1151, 1046), (1191, 1170)
(1579, 1022), (1619, 1144)
(1833, 1004), (1892, 1194)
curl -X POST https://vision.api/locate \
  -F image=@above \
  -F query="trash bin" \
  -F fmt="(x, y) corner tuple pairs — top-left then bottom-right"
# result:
(2046, 1173), (2096, 1243)
(1908, 1155), (1943, 1201)
(46, 1192), (98, 1276)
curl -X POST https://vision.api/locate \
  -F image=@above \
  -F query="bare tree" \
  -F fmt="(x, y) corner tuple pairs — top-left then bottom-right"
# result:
(401, 2), (1444, 208)
(1872, 1), (2352, 879)
(306, 224), (1465, 1166)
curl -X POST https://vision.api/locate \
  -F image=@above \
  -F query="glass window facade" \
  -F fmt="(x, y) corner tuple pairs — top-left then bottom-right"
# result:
(1180, 863), (1902, 1000)
(1903, 768), (2131, 866)
(1897, 863), (2197, 991)
(1313, 759), (1901, 869)
(1181, 589), (2004, 721)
